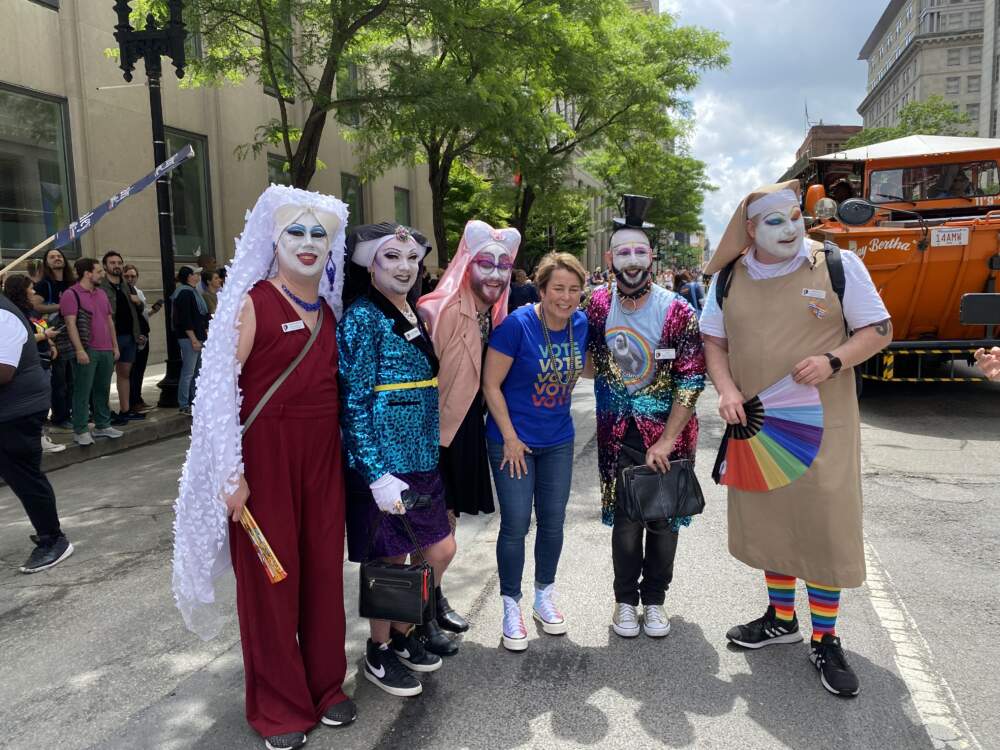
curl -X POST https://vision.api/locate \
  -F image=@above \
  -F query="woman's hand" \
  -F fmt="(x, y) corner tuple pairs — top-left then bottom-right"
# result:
(718, 386), (747, 426)
(223, 474), (250, 523)
(501, 435), (532, 479)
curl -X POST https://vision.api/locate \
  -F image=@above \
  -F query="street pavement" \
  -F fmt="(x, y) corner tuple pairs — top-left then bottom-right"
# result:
(1, 376), (997, 750)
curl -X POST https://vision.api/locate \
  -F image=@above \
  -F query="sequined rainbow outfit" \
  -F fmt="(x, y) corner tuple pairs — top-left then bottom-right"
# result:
(584, 285), (706, 526)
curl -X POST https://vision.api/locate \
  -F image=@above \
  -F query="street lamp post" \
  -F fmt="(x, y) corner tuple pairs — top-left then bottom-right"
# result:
(113, 0), (187, 408)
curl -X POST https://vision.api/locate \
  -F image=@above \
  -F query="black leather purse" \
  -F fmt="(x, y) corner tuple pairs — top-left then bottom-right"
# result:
(359, 514), (436, 625)
(616, 444), (705, 527)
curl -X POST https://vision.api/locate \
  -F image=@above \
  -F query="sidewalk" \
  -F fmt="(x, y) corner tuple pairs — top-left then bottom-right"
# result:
(39, 363), (191, 474)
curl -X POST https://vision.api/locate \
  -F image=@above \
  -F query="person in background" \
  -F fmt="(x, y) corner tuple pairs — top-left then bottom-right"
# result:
(60, 258), (122, 446)
(217, 267), (227, 287)
(675, 270), (705, 316)
(200, 269), (222, 317)
(0, 283), (74, 573)
(123, 265), (161, 411)
(100, 252), (143, 423)
(507, 268), (540, 313)
(33, 248), (75, 429)
(483, 251), (589, 651)
(3, 275), (65, 454)
(25, 259), (43, 286)
(195, 253), (218, 295)
(171, 266), (208, 416)
(974, 346), (1000, 380)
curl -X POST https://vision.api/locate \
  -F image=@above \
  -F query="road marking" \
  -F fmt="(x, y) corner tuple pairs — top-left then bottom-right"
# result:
(864, 540), (982, 750)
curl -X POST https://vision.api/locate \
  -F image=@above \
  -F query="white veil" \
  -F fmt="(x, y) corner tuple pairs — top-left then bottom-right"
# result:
(172, 185), (348, 639)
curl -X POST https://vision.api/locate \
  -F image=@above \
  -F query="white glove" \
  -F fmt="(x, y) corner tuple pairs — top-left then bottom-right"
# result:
(370, 473), (410, 514)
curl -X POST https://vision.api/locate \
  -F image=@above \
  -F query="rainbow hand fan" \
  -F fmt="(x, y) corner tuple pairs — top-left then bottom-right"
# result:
(711, 375), (823, 492)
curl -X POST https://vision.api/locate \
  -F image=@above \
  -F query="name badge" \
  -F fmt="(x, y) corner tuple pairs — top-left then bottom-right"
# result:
(404, 327), (421, 341)
(802, 288), (827, 300)
(281, 320), (306, 333)
(654, 348), (676, 361)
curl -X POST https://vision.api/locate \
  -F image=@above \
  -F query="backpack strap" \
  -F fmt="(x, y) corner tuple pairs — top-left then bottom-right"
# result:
(714, 258), (739, 310)
(821, 241), (848, 336)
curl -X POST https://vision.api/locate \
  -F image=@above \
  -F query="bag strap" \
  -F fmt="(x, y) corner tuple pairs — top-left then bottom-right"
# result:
(715, 258), (738, 309)
(241, 306), (323, 436)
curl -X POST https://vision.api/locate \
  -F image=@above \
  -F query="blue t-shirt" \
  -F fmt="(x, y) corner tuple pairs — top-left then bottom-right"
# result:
(486, 304), (588, 449)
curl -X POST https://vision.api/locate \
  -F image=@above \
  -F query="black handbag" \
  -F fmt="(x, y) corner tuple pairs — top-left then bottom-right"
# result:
(359, 514), (436, 625)
(616, 444), (705, 527)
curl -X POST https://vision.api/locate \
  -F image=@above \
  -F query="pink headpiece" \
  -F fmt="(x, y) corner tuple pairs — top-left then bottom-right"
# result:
(417, 219), (521, 334)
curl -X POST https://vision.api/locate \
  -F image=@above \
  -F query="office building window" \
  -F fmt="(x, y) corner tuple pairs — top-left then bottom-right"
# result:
(967, 103), (980, 122)
(165, 128), (214, 258)
(968, 75), (981, 94)
(267, 153), (291, 186)
(969, 9), (983, 26)
(969, 47), (982, 65)
(0, 85), (76, 261)
(341, 173), (364, 229)
(337, 63), (361, 128)
(394, 187), (411, 226)
(947, 48), (962, 66)
(945, 12), (963, 31)
(945, 76), (961, 95)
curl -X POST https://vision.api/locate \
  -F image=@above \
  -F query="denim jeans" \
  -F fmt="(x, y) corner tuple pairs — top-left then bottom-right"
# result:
(177, 339), (202, 408)
(487, 439), (574, 601)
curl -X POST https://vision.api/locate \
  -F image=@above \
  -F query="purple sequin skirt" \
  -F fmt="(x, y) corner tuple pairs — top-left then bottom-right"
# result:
(346, 468), (451, 562)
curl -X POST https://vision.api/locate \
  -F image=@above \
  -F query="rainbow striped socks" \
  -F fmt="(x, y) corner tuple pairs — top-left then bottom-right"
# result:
(806, 583), (841, 642)
(765, 571), (797, 623)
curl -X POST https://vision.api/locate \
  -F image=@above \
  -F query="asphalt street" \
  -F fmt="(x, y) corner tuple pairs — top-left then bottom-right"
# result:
(1, 376), (997, 750)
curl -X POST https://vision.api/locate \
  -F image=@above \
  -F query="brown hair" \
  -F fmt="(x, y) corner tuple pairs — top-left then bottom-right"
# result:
(3, 274), (34, 315)
(43, 248), (76, 285)
(534, 252), (586, 291)
(74, 257), (98, 278)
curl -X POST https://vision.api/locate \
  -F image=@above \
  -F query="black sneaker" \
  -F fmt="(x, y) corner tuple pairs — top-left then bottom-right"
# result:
(320, 697), (356, 727)
(390, 627), (443, 672)
(726, 605), (803, 649)
(810, 634), (861, 697)
(20, 535), (74, 574)
(364, 639), (422, 697)
(110, 412), (129, 426)
(123, 410), (146, 420)
(263, 732), (306, 750)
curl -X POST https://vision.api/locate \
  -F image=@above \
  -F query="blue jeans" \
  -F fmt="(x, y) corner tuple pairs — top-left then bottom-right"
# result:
(488, 439), (574, 601)
(177, 339), (202, 408)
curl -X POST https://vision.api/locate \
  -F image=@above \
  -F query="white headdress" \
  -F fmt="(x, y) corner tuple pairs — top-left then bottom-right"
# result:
(171, 185), (348, 640)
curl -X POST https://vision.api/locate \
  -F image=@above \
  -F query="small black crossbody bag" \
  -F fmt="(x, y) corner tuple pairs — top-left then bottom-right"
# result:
(358, 513), (436, 625)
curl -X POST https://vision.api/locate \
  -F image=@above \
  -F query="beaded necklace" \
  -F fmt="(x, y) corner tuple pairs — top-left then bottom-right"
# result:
(538, 305), (578, 385)
(281, 284), (322, 312)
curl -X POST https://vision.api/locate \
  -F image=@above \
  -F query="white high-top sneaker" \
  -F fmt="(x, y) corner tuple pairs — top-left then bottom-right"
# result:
(532, 583), (567, 635)
(501, 595), (528, 652)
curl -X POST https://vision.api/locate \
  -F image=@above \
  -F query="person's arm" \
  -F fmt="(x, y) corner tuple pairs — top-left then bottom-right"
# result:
(482, 347), (532, 478)
(61, 292), (90, 365)
(32, 281), (58, 314)
(109, 314), (120, 361)
(222, 296), (257, 522)
(791, 320), (893, 385)
(0, 311), (27, 385)
(175, 290), (203, 351)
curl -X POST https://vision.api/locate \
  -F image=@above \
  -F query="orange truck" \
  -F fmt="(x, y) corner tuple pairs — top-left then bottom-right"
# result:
(800, 135), (1000, 382)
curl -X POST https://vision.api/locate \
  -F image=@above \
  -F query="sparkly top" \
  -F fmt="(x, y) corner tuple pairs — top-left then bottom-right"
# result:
(338, 291), (441, 484)
(584, 285), (707, 526)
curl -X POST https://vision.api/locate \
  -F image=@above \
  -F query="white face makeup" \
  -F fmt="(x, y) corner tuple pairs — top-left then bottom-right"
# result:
(276, 210), (331, 278)
(469, 244), (514, 306)
(372, 240), (421, 297)
(609, 232), (653, 290)
(752, 204), (805, 260)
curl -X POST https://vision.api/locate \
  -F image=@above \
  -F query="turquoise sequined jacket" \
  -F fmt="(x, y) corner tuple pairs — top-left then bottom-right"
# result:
(338, 290), (441, 484)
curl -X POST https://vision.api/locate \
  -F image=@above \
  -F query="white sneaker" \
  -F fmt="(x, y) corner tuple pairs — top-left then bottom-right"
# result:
(643, 604), (671, 638)
(532, 583), (567, 635)
(612, 602), (641, 638)
(73, 432), (95, 446)
(501, 595), (528, 652)
(93, 427), (123, 439)
(41, 435), (66, 453)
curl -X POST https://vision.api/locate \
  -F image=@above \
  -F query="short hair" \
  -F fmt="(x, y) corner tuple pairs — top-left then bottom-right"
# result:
(102, 251), (123, 266)
(177, 266), (195, 284)
(74, 257), (98, 277)
(513, 269), (528, 284)
(217, 267), (227, 282)
(200, 269), (219, 285)
(534, 252), (586, 291)
(123, 264), (139, 276)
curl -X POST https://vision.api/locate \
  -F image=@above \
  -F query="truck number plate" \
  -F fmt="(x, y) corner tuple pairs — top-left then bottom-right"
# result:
(930, 227), (970, 247)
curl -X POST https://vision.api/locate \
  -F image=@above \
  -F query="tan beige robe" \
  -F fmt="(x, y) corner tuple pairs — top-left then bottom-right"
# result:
(722, 249), (865, 587)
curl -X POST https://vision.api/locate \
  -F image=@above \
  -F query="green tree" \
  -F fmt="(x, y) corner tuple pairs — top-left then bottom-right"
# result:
(440, 162), (512, 260)
(845, 95), (975, 148)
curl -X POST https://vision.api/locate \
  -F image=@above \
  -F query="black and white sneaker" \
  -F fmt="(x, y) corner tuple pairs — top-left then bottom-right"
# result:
(320, 697), (356, 727)
(810, 634), (861, 697)
(20, 535), (74, 574)
(364, 639), (422, 697)
(264, 731), (306, 750)
(726, 605), (803, 649)
(390, 627), (443, 672)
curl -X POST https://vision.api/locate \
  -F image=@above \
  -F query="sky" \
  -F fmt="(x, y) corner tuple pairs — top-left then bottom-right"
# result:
(661, 0), (887, 246)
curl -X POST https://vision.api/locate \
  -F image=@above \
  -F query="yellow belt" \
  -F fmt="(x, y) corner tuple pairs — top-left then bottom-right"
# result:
(373, 378), (438, 393)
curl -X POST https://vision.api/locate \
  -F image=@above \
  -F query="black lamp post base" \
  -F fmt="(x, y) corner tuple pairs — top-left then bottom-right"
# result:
(156, 356), (183, 408)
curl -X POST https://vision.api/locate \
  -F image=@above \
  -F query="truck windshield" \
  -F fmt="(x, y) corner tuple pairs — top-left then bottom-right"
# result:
(869, 160), (1000, 203)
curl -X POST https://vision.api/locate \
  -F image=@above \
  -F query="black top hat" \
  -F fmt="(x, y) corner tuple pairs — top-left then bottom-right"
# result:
(612, 194), (655, 230)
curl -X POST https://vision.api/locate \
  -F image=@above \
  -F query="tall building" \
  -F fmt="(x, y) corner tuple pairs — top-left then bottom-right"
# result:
(857, 0), (999, 137)
(1, 1), (436, 359)
(779, 124), (863, 181)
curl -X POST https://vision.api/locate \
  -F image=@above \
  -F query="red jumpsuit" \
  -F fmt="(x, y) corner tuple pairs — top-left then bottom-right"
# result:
(231, 281), (347, 737)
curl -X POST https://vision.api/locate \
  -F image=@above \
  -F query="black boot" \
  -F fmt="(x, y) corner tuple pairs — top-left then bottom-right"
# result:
(436, 586), (469, 633)
(416, 610), (459, 657)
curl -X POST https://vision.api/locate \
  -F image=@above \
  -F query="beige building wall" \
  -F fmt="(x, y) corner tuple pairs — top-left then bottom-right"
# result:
(858, 0), (999, 136)
(1, 0), (436, 363)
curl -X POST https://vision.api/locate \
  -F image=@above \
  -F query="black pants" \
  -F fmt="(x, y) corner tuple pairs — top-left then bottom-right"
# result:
(0, 411), (62, 540)
(50, 355), (73, 423)
(129, 340), (150, 405)
(611, 419), (680, 606)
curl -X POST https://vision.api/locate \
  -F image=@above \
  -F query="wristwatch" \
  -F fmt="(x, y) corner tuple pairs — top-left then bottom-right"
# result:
(823, 352), (842, 374)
